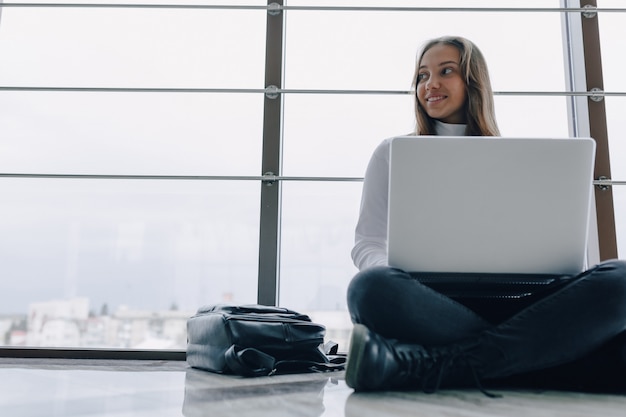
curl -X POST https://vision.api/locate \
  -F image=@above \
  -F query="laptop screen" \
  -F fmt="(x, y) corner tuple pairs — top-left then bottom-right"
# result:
(387, 136), (596, 275)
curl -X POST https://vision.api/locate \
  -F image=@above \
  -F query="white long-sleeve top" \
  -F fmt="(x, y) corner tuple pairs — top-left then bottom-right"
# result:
(351, 121), (468, 271)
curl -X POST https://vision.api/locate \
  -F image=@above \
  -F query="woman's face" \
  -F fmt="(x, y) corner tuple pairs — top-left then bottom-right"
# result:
(416, 43), (467, 124)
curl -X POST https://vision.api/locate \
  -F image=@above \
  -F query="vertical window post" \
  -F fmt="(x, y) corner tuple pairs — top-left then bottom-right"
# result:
(561, 0), (617, 262)
(580, 0), (618, 260)
(257, 1), (284, 305)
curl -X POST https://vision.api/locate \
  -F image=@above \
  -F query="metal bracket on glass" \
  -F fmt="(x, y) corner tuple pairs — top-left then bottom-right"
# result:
(267, 2), (282, 16)
(595, 176), (611, 191)
(581, 4), (597, 19)
(589, 88), (604, 102)
(265, 85), (280, 99)
(262, 172), (278, 186)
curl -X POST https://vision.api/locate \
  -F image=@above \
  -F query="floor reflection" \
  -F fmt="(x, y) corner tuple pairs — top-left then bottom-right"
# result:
(3, 359), (625, 417)
(182, 368), (346, 417)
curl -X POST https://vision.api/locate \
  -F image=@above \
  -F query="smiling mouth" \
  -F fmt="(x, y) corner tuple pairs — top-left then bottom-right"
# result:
(426, 95), (446, 102)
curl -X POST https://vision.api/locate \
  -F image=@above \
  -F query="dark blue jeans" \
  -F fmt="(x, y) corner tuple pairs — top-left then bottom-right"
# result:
(347, 260), (626, 382)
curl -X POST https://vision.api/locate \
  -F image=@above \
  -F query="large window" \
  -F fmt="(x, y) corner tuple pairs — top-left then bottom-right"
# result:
(0, 1), (621, 353)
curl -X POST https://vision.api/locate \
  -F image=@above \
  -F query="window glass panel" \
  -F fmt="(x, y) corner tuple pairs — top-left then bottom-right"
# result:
(604, 97), (625, 259)
(282, 94), (413, 178)
(0, 179), (259, 348)
(597, 2), (626, 182)
(597, 1), (626, 91)
(0, 3), (266, 88)
(284, 1), (563, 92)
(605, 97), (626, 197)
(279, 181), (361, 350)
(615, 187), (626, 260)
(494, 96), (570, 137)
(0, 92), (263, 176)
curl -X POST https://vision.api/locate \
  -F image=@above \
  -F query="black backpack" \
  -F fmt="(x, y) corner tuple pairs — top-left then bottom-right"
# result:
(187, 304), (345, 376)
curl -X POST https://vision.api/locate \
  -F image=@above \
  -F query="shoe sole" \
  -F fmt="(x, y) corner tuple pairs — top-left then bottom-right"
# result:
(345, 324), (369, 390)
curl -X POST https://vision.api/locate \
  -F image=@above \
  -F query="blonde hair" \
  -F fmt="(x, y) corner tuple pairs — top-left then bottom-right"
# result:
(411, 36), (500, 136)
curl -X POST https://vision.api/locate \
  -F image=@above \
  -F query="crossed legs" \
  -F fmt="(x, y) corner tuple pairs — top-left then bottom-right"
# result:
(346, 260), (626, 387)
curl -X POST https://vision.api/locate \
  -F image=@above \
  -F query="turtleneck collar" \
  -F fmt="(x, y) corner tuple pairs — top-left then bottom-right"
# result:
(434, 120), (467, 136)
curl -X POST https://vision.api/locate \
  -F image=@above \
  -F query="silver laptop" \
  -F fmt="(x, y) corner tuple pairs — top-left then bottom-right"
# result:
(387, 136), (596, 275)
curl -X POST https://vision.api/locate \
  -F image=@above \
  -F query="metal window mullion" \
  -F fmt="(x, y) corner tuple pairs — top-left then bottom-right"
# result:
(4, 87), (626, 97)
(3, 3), (626, 13)
(257, 0), (283, 306)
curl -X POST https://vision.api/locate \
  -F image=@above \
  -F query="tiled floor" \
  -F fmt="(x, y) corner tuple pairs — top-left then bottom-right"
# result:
(1, 358), (626, 416)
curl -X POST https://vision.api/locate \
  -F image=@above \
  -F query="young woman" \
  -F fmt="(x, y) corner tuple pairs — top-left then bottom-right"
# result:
(345, 36), (626, 393)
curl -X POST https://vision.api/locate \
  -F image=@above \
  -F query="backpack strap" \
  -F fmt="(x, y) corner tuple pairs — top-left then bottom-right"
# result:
(225, 345), (276, 376)
(225, 345), (346, 377)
